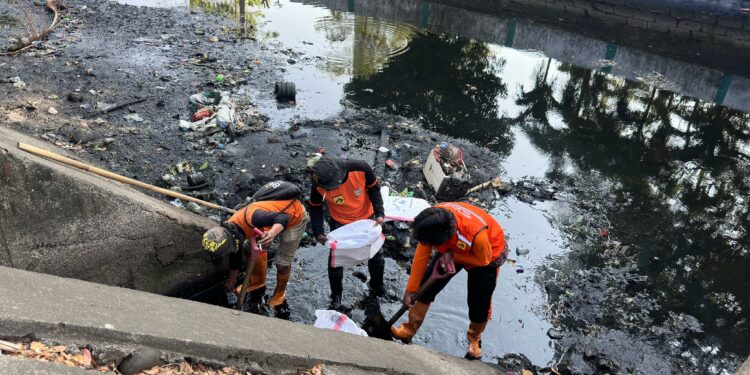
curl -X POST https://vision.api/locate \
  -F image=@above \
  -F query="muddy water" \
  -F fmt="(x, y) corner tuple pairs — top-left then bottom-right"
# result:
(117, 0), (748, 371)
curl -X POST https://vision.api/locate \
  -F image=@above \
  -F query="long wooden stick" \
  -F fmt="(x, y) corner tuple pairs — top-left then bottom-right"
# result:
(17, 142), (236, 214)
(0, 340), (21, 353)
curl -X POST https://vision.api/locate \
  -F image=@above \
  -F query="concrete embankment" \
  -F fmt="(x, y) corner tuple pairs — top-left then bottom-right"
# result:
(0, 266), (500, 374)
(738, 356), (750, 375)
(0, 127), (221, 296)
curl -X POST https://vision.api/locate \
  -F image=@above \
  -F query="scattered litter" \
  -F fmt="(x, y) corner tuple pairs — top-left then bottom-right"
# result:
(10, 76), (26, 89)
(423, 142), (470, 200)
(187, 202), (203, 213)
(169, 199), (184, 208)
(314, 310), (368, 336)
(123, 113), (144, 123)
(516, 248), (530, 256)
(162, 174), (175, 184)
(385, 159), (400, 170)
(47, 107), (58, 115)
(378, 146), (390, 153)
(547, 328), (564, 340)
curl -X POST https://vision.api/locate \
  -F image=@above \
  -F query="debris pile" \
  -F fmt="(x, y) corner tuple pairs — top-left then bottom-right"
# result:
(0, 339), (113, 373)
(181, 91), (246, 149)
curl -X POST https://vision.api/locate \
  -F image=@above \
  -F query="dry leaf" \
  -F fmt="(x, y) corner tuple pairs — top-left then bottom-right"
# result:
(64, 359), (76, 367)
(55, 356), (66, 364)
(221, 367), (236, 374)
(310, 364), (325, 375)
(30, 341), (46, 352)
(522, 370), (533, 375)
(144, 367), (160, 375)
(52, 346), (66, 353)
(82, 348), (93, 367)
(180, 362), (194, 374)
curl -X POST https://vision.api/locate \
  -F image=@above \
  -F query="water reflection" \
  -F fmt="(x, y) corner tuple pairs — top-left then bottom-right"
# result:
(346, 33), (514, 156)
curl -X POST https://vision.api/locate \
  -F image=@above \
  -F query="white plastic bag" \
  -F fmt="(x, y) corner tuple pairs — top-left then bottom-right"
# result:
(326, 219), (384, 267)
(381, 186), (431, 222)
(313, 310), (368, 336)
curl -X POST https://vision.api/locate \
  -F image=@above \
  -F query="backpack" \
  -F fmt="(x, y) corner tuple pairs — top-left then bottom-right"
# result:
(242, 181), (303, 230)
(249, 180), (302, 202)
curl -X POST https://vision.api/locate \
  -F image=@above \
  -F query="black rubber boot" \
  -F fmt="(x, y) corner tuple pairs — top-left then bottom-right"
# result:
(368, 252), (386, 297)
(247, 286), (268, 316)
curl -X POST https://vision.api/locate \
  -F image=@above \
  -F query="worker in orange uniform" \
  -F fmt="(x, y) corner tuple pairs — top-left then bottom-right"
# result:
(309, 155), (385, 310)
(392, 202), (508, 360)
(202, 197), (309, 317)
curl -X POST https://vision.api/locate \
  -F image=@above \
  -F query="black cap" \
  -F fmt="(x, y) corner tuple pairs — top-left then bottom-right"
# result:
(311, 156), (346, 189)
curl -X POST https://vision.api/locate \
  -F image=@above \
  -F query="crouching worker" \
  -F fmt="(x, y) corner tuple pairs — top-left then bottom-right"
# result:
(392, 202), (508, 360)
(202, 181), (309, 317)
(309, 155), (385, 310)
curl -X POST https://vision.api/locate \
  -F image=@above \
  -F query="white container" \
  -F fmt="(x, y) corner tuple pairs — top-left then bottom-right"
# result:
(326, 219), (385, 267)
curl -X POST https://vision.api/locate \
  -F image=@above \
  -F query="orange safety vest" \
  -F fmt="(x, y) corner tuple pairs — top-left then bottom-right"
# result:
(228, 199), (305, 238)
(316, 171), (375, 224)
(433, 202), (506, 265)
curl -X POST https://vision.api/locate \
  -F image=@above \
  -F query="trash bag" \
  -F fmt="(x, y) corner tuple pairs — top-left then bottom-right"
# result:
(381, 186), (431, 222)
(313, 310), (368, 337)
(326, 219), (385, 267)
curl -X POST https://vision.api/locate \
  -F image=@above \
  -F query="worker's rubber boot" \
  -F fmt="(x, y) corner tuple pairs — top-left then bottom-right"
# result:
(368, 261), (386, 297)
(247, 286), (267, 315)
(465, 321), (488, 360)
(391, 302), (430, 344)
(269, 272), (290, 309)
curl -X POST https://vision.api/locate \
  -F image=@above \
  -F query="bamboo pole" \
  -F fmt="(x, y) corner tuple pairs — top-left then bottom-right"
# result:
(17, 142), (237, 214)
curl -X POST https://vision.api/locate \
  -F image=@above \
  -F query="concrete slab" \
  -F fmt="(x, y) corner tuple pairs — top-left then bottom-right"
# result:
(0, 127), (221, 295)
(738, 356), (750, 375)
(0, 355), (111, 375)
(0, 266), (500, 375)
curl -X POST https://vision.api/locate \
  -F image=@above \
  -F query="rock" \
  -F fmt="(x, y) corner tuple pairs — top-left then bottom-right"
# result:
(162, 174), (176, 184)
(170, 186), (182, 193)
(10, 76), (26, 89)
(70, 128), (97, 144)
(209, 36), (219, 43)
(247, 362), (264, 374)
(47, 107), (58, 115)
(516, 248), (530, 256)
(352, 271), (367, 282)
(187, 202), (203, 213)
(547, 328), (564, 340)
(287, 58), (296, 64)
(67, 92), (84, 102)
(117, 348), (164, 375)
(124, 113), (144, 123)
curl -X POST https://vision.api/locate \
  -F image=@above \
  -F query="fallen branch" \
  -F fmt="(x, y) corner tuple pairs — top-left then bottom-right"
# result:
(467, 176), (503, 194)
(0, 0), (65, 56)
(0, 340), (22, 353)
(88, 98), (147, 117)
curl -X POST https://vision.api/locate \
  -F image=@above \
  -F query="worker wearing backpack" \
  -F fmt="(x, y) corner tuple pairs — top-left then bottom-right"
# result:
(202, 181), (309, 317)
(308, 155), (385, 310)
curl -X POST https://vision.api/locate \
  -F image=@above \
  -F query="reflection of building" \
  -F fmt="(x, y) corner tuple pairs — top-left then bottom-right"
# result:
(296, 0), (750, 113)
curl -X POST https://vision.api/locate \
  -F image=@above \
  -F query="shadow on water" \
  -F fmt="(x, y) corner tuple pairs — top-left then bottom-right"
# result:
(117, 0), (749, 370)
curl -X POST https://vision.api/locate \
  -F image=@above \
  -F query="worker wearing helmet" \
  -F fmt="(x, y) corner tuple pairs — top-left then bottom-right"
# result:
(202, 198), (309, 317)
(309, 155), (385, 310)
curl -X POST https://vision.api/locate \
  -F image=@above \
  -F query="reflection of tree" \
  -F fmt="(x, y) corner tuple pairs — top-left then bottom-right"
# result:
(315, 14), (418, 77)
(516, 58), (558, 126)
(346, 34), (513, 156)
(524, 63), (750, 354)
(189, 0), (264, 31)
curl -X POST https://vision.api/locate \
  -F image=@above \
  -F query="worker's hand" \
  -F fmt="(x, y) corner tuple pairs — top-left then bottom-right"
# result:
(259, 223), (284, 246)
(402, 290), (417, 308)
(374, 216), (385, 226)
(224, 279), (235, 292)
(316, 234), (328, 245)
(435, 251), (456, 279)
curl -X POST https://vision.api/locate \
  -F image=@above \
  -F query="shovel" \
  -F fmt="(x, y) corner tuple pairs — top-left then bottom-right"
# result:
(364, 254), (455, 340)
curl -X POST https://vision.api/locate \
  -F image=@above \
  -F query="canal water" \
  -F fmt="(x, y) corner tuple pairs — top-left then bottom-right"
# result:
(117, 0), (749, 372)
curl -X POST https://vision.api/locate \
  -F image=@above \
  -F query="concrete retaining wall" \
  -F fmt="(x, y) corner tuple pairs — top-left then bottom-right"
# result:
(738, 356), (750, 375)
(0, 266), (499, 375)
(0, 127), (221, 296)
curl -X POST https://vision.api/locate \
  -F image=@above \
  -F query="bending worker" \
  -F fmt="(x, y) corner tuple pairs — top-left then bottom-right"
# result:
(392, 202), (508, 360)
(202, 194), (309, 316)
(309, 155), (385, 310)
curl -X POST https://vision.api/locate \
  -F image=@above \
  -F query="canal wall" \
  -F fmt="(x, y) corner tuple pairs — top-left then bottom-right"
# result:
(0, 127), (221, 296)
(302, 0), (750, 112)
(0, 265), (500, 375)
